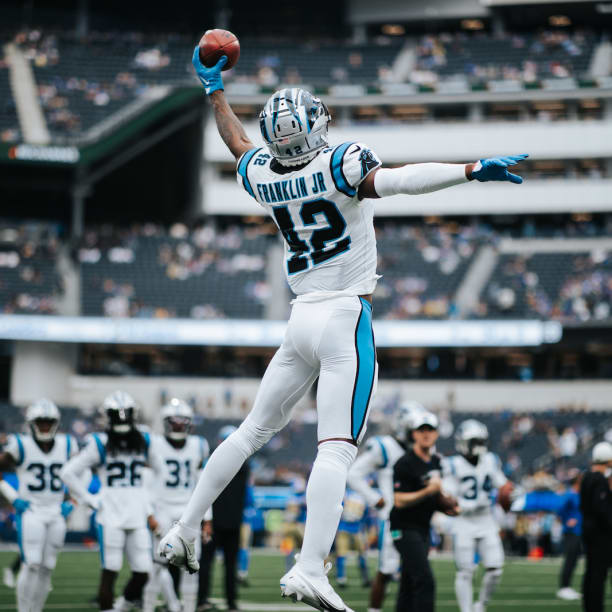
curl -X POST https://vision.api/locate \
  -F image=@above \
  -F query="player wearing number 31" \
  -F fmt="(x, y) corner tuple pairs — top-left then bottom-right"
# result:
(159, 46), (527, 612)
(0, 399), (77, 612)
(61, 391), (164, 612)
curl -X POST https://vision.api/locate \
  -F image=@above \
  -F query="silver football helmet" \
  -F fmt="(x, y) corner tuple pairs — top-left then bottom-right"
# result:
(161, 398), (194, 441)
(26, 398), (60, 442)
(393, 400), (426, 442)
(259, 88), (331, 167)
(102, 390), (137, 434)
(455, 419), (489, 458)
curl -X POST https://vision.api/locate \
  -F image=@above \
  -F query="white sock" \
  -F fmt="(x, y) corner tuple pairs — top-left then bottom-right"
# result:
(17, 564), (37, 612)
(479, 568), (502, 606)
(455, 569), (474, 612)
(142, 564), (161, 612)
(181, 420), (275, 531)
(297, 441), (356, 577)
(181, 569), (199, 612)
(32, 566), (52, 612)
(368, 608), (382, 612)
(159, 566), (181, 612)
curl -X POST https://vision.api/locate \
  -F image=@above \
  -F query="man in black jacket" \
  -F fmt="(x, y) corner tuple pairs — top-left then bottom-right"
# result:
(198, 426), (250, 612)
(390, 411), (458, 612)
(580, 441), (612, 612)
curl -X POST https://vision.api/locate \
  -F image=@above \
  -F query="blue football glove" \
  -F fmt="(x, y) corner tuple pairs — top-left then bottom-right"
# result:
(192, 46), (227, 95)
(61, 501), (74, 518)
(471, 154), (528, 184)
(13, 499), (30, 515)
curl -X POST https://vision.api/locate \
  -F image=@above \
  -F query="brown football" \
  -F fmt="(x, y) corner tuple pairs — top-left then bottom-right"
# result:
(497, 481), (514, 512)
(437, 493), (459, 516)
(198, 29), (240, 71)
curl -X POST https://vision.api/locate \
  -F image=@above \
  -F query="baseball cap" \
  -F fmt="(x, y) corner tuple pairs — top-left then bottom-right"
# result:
(592, 441), (612, 464)
(411, 411), (439, 430)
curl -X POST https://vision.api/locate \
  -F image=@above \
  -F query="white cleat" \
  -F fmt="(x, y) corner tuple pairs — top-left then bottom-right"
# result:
(473, 603), (485, 612)
(158, 522), (200, 574)
(2, 567), (15, 589)
(280, 561), (355, 612)
(556, 587), (581, 601)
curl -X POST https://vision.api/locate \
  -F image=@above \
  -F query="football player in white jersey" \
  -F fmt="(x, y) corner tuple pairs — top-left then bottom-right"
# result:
(60, 391), (162, 612)
(0, 399), (77, 612)
(142, 399), (209, 612)
(347, 401), (423, 612)
(442, 420), (509, 612)
(159, 47), (526, 612)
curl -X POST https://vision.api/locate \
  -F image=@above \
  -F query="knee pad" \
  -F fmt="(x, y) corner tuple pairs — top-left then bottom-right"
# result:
(456, 568), (473, 583)
(230, 419), (279, 457)
(316, 440), (357, 474)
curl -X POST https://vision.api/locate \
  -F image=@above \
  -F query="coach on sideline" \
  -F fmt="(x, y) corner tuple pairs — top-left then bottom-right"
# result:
(580, 441), (612, 612)
(390, 411), (458, 612)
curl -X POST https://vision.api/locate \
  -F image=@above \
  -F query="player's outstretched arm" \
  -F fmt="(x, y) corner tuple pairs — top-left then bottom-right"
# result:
(358, 154), (528, 199)
(192, 47), (254, 160)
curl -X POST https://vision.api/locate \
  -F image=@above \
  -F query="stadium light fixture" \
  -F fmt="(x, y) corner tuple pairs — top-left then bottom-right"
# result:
(461, 19), (485, 30)
(549, 15), (571, 26)
(381, 24), (405, 36)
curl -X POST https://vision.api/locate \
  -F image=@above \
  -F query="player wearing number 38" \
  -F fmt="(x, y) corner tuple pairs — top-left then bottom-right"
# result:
(61, 391), (164, 612)
(159, 47), (528, 612)
(0, 399), (78, 612)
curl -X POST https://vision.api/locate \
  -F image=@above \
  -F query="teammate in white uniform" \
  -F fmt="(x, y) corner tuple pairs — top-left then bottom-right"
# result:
(60, 391), (161, 612)
(160, 46), (527, 612)
(347, 401), (423, 612)
(142, 399), (209, 612)
(0, 399), (77, 612)
(442, 420), (508, 612)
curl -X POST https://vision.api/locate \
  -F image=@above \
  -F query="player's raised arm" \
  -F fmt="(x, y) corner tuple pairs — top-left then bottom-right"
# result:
(192, 47), (254, 160)
(358, 154), (528, 200)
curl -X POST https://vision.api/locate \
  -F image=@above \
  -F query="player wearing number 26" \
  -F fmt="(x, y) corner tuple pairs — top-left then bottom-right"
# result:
(159, 48), (527, 612)
(0, 399), (77, 612)
(61, 391), (164, 612)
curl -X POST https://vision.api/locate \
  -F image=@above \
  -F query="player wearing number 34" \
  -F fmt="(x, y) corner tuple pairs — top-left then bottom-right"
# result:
(61, 391), (164, 612)
(0, 399), (78, 612)
(159, 48), (528, 612)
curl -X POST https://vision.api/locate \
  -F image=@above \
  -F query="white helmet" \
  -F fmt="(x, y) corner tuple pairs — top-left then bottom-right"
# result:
(102, 390), (137, 435)
(410, 410), (439, 431)
(592, 441), (612, 464)
(26, 398), (60, 442)
(455, 419), (489, 458)
(161, 398), (194, 441)
(394, 401), (425, 442)
(259, 88), (331, 167)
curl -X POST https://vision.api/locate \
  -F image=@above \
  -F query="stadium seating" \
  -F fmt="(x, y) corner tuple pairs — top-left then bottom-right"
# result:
(482, 251), (612, 321)
(417, 31), (596, 83)
(0, 64), (19, 142)
(0, 223), (62, 314)
(79, 225), (271, 319)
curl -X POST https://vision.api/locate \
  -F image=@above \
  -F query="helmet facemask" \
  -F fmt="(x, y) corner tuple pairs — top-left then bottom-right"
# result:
(107, 406), (135, 435)
(30, 418), (59, 443)
(164, 416), (192, 441)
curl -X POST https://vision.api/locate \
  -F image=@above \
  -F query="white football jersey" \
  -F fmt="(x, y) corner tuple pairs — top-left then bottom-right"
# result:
(148, 434), (209, 509)
(236, 142), (382, 297)
(5, 433), (77, 514)
(442, 451), (507, 518)
(63, 431), (160, 529)
(347, 434), (405, 520)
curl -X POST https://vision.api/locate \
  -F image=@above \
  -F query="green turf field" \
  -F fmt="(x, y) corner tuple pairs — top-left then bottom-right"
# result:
(0, 549), (607, 611)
